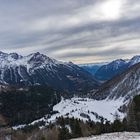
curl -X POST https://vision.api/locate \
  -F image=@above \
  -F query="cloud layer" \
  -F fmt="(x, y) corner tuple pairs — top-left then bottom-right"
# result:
(0, 0), (140, 63)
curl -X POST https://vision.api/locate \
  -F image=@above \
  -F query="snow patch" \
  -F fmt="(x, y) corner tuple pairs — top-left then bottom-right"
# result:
(52, 97), (125, 122)
(71, 132), (140, 140)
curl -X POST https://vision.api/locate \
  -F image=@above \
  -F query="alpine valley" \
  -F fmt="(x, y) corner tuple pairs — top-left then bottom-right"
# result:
(1, 52), (140, 140)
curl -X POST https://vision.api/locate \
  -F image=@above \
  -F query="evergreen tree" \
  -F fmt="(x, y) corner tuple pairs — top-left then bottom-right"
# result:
(58, 127), (71, 140)
(112, 119), (123, 132)
(74, 120), (82, 138)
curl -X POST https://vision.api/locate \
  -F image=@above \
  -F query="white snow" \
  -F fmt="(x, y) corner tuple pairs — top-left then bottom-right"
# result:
(12, 124), (26, 130)
(13, 97), (126, 130)
(50, 97), (126, 122)
(71, 132), (140, 140)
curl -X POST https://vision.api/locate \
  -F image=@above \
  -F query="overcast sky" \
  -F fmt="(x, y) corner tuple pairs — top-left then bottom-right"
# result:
(0, 0), (140, 63)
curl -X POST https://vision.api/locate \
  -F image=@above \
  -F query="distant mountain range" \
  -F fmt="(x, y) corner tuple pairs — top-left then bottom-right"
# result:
(80, 56), (140, 82)
(79, 62), (108, 75)
(0, 51), (98, 93)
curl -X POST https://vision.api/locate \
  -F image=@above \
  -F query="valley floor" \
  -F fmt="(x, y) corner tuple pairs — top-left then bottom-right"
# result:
(71, 132), (140, 140)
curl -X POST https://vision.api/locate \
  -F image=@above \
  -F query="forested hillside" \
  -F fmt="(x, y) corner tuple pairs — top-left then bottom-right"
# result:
(0, 86), (66, 126)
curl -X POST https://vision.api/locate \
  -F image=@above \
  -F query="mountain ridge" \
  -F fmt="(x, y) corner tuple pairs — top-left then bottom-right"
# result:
(80, 55), (140, 82)
(0, 51), (99, 93)
(93, 62), (140, 101)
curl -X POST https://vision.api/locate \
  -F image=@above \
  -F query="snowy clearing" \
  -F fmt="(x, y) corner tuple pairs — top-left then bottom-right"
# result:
(71, 132), (140, 140)
(51, 97), (126, 122)
(13, 97), (127, 129)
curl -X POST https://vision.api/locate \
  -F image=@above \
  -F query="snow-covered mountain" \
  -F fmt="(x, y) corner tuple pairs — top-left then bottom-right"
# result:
(94, 55), (140, 81)
(93, 62), (140, 101)
(0, 51), (98, 92)
(128, 55), (140, 66)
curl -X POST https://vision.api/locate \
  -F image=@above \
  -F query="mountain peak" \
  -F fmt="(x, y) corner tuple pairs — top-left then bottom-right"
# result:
(110, 59), (126, 65)
(129, 55), (140, 66)
(27, 52), (54, 65)
(9, 53), (22, 60)
(131, 55), (140, 59)
(0, 51), (98, 92)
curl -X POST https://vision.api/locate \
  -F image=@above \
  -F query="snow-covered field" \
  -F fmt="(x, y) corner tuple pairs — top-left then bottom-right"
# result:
(71, 132), (140, 140)
(50, 97), (126, 122)
(13, 97), (126, 129)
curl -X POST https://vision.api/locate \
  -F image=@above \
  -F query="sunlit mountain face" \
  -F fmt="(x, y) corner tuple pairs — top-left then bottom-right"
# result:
(0, 0), (139, 64)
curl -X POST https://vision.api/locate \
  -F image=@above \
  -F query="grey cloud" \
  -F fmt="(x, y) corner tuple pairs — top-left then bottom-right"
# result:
(0, 0), (139, 63)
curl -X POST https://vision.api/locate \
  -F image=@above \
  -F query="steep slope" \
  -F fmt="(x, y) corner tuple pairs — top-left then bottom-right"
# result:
(93, 62), (140, 101)
(128, 55), (140, 66)
(0, 85), (64, 126)
(0, 52), (98, 92)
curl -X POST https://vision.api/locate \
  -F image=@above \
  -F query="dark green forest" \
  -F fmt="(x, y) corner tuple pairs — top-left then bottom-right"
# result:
(0, 86), (67, 126)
